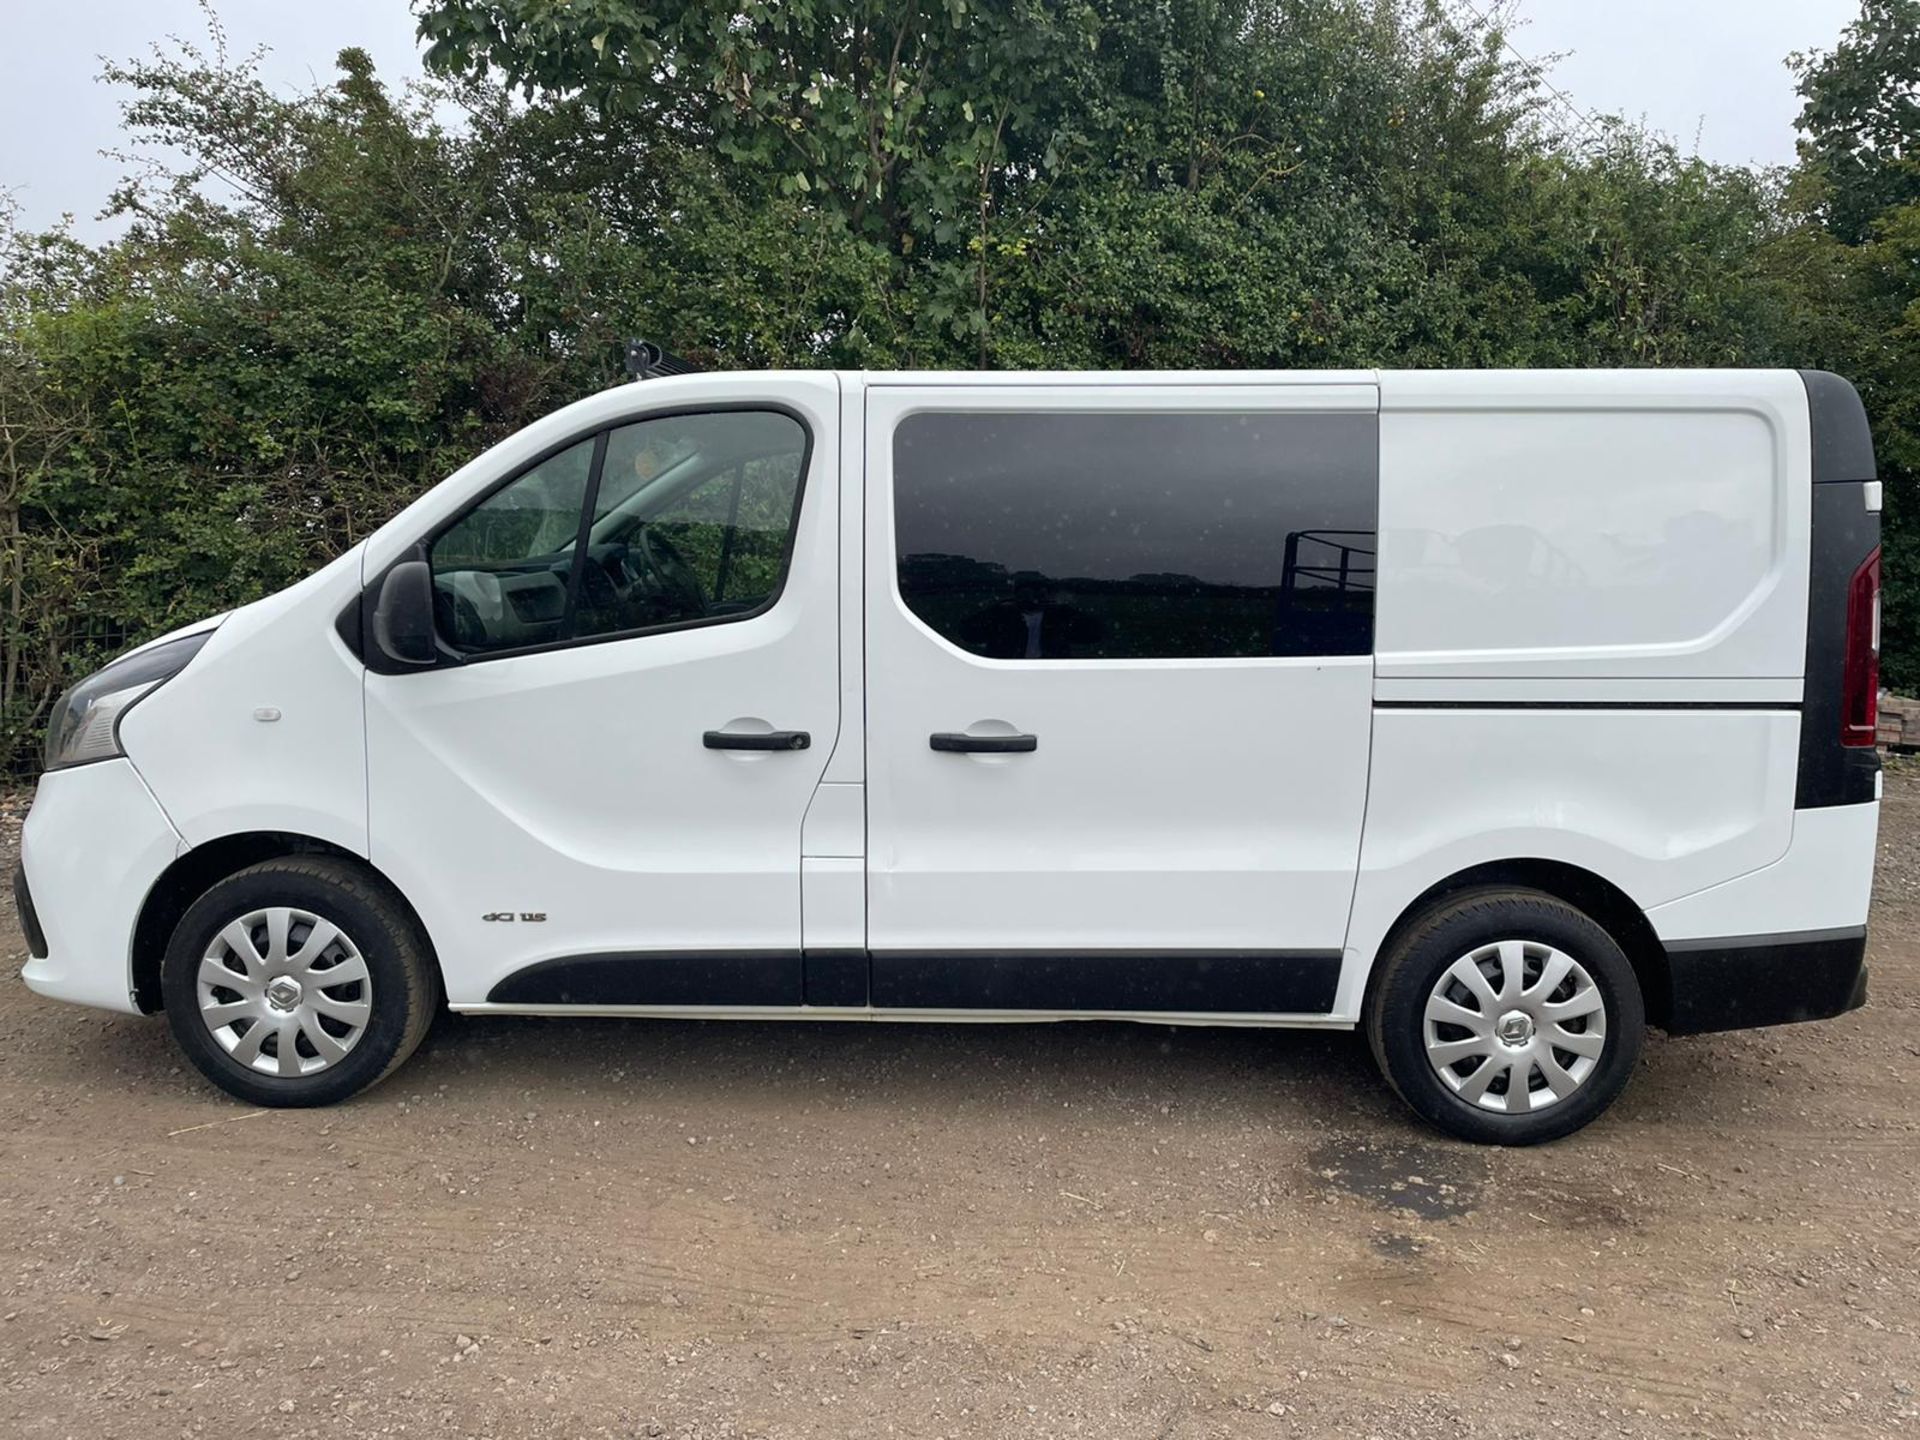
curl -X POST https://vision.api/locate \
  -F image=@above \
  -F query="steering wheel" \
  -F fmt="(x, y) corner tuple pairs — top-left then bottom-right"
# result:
(634, 525), (709, 620)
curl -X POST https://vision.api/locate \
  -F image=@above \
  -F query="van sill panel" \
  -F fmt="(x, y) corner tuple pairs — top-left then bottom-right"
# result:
(870, 950), (1340, 1014)
(482, 949), (1342, 1015)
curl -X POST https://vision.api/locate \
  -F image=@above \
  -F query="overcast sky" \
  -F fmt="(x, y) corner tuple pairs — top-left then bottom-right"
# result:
(0, 0), (1867, 239)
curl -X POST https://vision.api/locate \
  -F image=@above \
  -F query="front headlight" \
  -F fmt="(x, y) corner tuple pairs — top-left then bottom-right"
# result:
(43, 630), (216, 771)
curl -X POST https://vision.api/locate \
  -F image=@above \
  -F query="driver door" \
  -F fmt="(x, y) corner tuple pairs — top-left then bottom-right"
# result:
(364, 376), (841, 1009)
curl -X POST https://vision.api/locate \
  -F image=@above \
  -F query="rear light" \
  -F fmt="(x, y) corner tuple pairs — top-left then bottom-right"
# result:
(1841, 546), (1881, 747)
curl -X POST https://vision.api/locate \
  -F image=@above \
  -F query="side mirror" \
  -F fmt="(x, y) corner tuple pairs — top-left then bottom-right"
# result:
(369, 559), (439, 670)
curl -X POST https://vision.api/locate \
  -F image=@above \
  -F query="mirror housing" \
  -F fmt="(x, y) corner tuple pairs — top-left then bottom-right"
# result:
(368, 559), (439, 671)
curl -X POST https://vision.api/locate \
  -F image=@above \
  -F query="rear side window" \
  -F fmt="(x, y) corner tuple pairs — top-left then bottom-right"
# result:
(893, 411), (1377, 660)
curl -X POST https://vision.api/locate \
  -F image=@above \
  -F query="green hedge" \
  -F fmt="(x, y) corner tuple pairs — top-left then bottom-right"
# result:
(2, 2), (1915, 774)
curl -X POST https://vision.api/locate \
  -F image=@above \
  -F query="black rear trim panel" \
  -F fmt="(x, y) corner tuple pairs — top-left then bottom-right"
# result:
(1797, 371), (1881, 809)
(1802, 370), (1878, 484)
(1661, 925), (1867, 1035)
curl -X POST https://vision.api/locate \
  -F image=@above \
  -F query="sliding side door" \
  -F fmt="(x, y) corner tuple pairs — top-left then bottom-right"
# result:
(864, 381), (1379, 1017)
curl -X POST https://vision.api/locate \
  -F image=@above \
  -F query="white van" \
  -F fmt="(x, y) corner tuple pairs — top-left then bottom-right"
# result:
(17, 368), (1882, 1144)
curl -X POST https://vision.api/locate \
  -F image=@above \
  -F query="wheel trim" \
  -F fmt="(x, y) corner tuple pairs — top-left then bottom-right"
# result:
(196, 906), (372, 1078)
(1421, 939), (1607, 1115)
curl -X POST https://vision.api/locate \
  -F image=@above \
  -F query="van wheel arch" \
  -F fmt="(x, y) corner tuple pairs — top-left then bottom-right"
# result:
(1363, 860), (1671, 1030)
(131, 834), (440, 1015)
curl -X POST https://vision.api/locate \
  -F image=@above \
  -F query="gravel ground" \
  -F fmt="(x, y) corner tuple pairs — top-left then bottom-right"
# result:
(1, 774), (1917, 1439)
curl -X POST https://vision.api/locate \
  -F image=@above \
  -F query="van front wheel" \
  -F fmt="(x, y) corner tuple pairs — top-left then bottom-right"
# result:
(1364, 888), (1645, 1145)
(160, 857), (439, 1107)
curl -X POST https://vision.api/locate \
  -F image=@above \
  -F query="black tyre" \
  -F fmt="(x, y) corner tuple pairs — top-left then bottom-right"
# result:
(1364, 887), (1645, 1145)
(160, 857), (440, 1107)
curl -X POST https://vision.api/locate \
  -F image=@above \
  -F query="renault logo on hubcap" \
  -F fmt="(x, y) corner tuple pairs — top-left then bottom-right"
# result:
(266, 976), (303, 1012)
(1496, 1011), (1534, 1046)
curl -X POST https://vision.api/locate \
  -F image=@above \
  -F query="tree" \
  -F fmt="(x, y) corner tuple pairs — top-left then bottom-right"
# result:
(1793, 0), (1920, 245)
(415, 0), (1099, 243)
(1787, 0), (1920, 687)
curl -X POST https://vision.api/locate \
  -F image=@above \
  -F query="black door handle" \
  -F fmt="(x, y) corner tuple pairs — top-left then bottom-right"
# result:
(930, 732), (1037, 754)
(704, 730), (811, 751)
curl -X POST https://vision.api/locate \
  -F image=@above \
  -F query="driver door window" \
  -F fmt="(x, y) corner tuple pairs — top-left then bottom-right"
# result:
(429, 411), (809, 658)
(639, 452), (809, 618)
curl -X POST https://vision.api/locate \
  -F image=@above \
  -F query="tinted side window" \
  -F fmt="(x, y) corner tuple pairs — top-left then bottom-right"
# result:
(893, 411), (1377, 660)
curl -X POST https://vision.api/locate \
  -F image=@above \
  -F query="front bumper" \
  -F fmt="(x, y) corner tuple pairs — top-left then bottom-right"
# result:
(19, 759), (183, 1015)
(1662, 926), (1868, 1036)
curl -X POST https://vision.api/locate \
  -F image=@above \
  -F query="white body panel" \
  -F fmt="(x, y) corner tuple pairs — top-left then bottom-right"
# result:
(1323, 368), (1829, 1019)
(15, 366), (1875, 1046)
(1646, 800), (1879, 941)
(120, 550), (370, 854)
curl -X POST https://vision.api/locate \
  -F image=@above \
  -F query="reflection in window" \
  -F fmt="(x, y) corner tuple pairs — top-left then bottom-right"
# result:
(429, 412), (807, 657)
(430, 439), (596, 654)
(893, 411), (1377, 660)
(583, 412), (806, 636)
(434, 440), (595, 571)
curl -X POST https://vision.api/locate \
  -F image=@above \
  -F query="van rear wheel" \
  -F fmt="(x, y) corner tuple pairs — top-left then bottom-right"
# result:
(160, 858), (439, 1107)
(1364, 888), (1644, 1145)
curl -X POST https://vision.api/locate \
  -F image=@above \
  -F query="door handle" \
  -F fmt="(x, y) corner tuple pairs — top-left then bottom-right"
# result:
(704, 730), (811, 751)
(930, 732), (1038, 754)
